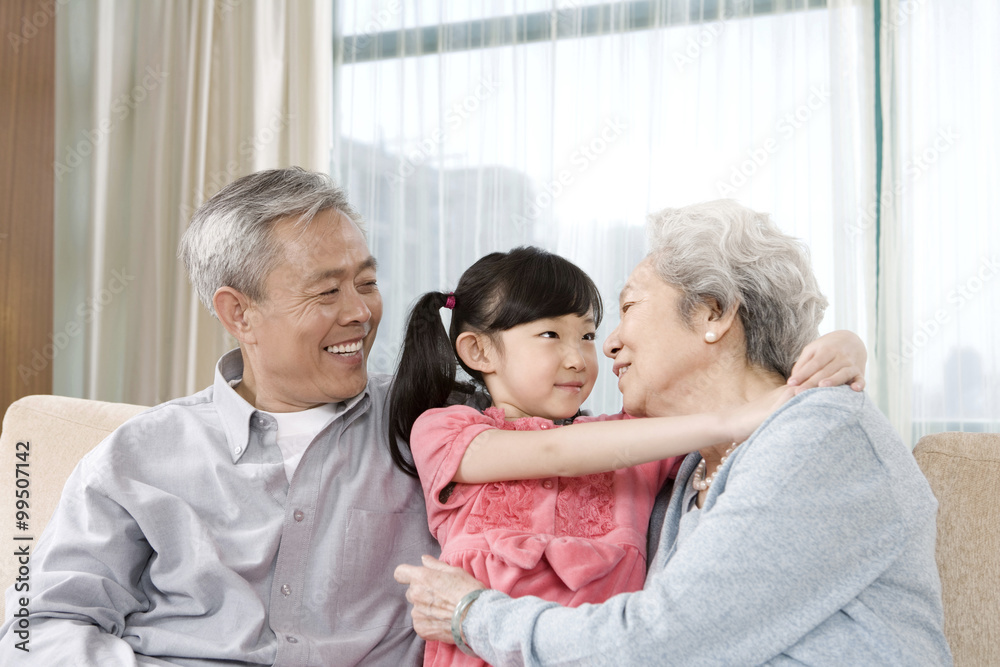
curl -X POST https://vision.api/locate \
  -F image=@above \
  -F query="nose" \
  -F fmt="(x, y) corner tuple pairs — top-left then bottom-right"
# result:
(340, 287), (372, 325)
(564, 343), (586, 371)
(603, 324), (622, 358)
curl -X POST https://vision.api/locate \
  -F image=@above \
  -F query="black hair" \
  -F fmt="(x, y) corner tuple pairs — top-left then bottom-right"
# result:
(388, 246), (604, 476)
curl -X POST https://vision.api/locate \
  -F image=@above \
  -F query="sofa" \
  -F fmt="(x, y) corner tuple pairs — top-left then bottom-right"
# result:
(1, 395), (998, 664)
(0, 394), (147, 625)
(913, 431), (1000, 667)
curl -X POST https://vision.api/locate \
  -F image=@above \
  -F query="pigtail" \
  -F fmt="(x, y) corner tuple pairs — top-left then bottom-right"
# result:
(388, 292), (463, 476)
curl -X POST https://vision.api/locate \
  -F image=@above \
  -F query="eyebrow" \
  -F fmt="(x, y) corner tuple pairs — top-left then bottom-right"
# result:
(306, 256), (378, 285)
(539, 314), (596, 326)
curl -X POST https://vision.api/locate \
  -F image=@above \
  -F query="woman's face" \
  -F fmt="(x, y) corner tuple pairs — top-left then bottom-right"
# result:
(602, 257), (714, 418)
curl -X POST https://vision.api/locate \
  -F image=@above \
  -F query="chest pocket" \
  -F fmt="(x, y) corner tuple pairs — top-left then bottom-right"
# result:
(336, 508), (439, 631)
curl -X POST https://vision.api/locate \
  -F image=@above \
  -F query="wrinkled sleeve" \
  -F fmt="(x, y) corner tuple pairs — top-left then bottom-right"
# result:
(410, 406), (497, 531)
(462, 393), (925, 666)
(0, 444), (150, 664)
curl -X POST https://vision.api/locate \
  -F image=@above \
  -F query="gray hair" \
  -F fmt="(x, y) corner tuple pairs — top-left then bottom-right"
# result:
(646, 200), (827, 378)
(178, 167), (364, 317)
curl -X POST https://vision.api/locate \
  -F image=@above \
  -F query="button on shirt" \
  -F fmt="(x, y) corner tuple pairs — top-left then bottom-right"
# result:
(0, 349), (440, 666)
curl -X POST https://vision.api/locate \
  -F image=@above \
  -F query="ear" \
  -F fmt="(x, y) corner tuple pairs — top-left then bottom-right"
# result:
(213, 286), (258, 345)
(700, 297), (740, 342)
(455, 331), (497, 374)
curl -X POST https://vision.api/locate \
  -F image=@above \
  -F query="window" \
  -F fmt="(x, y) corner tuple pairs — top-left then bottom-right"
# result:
(333, 1), (873, 419)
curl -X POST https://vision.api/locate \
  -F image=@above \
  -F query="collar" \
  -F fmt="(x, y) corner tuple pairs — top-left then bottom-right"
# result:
(212, 348), (370, 464)
(482, 406), (556, 431)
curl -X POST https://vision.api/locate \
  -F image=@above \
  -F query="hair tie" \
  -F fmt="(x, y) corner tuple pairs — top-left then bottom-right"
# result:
(445, 293), (456, 310)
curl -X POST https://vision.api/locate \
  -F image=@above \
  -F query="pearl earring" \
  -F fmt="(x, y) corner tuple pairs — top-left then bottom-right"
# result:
(705, 331), (717, 343)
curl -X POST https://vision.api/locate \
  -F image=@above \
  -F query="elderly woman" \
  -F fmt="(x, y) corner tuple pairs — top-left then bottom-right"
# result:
(394, 200), (951, 665)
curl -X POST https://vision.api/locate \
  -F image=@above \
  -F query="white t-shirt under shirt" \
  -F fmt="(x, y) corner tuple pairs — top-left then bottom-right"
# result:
(227, 376), (362, 483)
(263, 403), (344, 483)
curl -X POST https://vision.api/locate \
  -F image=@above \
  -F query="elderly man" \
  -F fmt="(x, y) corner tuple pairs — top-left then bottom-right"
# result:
(0, 168), (439, 665)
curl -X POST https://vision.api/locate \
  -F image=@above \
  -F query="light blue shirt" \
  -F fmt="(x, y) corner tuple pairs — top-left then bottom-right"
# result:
(463, 387), (952, 666)
(0, 349), (439, 666)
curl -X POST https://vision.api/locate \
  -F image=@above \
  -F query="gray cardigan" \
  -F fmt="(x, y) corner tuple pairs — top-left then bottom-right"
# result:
(464, 387), (952, 665)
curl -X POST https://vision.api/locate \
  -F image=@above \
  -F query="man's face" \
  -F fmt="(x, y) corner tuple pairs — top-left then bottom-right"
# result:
(241, 208), (382, 411)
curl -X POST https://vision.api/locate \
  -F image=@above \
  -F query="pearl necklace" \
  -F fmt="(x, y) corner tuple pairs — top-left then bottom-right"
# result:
(691, 442), (739, 491)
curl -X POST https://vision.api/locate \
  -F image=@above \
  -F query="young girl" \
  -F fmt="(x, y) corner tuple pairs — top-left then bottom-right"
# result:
(389, 247), (864, 667)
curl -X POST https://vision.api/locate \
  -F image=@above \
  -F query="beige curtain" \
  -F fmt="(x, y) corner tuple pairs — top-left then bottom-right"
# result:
(54, 0), (332, 405)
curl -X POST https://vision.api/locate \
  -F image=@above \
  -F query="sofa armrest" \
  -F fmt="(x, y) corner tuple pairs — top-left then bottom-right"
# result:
(0, 395), (147, 623)
(914, 431), (1000, 667)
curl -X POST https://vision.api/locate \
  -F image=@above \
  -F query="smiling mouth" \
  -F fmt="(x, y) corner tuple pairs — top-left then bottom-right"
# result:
(325, 341), (363, 355)
(615, 366), (630, 378)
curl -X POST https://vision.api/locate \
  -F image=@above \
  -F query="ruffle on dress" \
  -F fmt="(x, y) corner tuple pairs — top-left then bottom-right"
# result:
(478, 528), (627, 591)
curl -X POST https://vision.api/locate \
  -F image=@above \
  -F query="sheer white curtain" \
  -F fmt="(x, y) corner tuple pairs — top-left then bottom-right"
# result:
(335, 0), (874, 416)
(879, 0), (1000, 442)
(54, 0), (332, 405)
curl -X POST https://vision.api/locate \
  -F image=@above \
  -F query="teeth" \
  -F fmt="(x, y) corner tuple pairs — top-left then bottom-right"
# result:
(616, 366), (629, 378)
(325, 341), (363, 355)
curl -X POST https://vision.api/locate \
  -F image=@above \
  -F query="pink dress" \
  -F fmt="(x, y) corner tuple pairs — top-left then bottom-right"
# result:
(410, 405), (680, 667)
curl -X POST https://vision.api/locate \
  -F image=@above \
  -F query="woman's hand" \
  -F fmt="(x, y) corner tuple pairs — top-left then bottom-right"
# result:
(394, 555), (486, 644)
(725, 385), (796, 443)
(787, 330), (867, 392)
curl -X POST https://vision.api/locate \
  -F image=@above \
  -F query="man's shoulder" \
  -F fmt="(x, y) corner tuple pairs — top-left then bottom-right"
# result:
(90, 385), (219, 458)
(120, 384), (216, 428)
(366, 373), (393, 395)
(362, 373), (394, 413)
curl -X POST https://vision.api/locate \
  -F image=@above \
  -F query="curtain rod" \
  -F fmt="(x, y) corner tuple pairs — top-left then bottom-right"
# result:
(340, 0), (828, 64)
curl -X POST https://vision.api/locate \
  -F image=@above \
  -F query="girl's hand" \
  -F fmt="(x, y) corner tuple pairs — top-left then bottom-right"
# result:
(725, 385), (796, 443)
(787, 330), (867, 393)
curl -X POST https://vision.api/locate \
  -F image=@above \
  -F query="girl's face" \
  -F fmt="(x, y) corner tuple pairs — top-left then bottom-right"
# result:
(483, 313), (600, 421)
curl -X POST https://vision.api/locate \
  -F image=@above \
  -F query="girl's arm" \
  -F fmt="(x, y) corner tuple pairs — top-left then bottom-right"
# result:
(451, 331), (865, 485)
(787, 330), (867, 392)
(454, 385), (793, 484)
